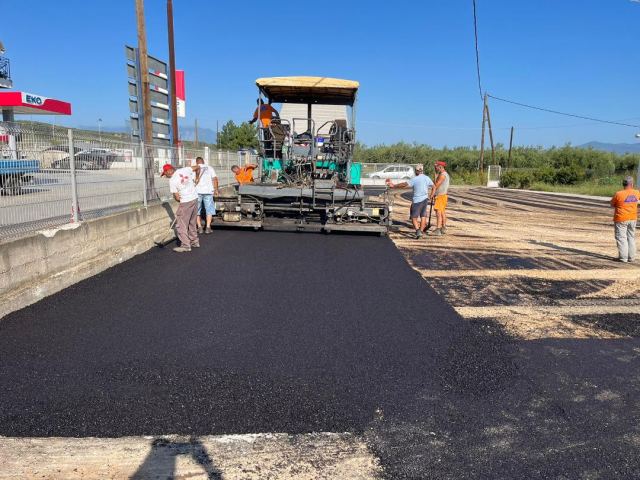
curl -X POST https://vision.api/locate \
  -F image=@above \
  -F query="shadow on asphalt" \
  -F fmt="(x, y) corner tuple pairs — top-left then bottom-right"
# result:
(369, 320), (640, 479)
(130, 437), (222, 480)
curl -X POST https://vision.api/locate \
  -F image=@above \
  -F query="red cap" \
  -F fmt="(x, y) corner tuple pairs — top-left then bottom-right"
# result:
(435, 161), (447, 167)
(160, 164), (174, 177)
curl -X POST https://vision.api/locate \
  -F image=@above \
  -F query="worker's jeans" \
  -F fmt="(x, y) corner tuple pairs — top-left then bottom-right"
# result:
(176, 199), (199, 247)
(614, 220), (637, 261)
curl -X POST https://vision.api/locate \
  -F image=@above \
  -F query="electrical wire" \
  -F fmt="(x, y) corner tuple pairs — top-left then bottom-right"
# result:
(472, 0), (483, 101)
(487, 95), (640, 129)
(471, 1), (639, 130)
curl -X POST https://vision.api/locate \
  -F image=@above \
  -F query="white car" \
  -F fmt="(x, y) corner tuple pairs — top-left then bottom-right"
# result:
(368, 164), (416, 180)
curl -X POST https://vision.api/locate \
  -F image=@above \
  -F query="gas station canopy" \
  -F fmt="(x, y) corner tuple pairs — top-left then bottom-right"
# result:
(0, 91), (71, 115)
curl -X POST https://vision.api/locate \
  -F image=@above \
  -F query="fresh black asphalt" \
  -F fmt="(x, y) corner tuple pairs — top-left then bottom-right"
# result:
(1, 229), (639, 479)
(0, 230), (461, 438)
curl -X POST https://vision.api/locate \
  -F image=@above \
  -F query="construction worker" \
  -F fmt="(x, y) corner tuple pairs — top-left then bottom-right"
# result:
(248, 99), (279, 128)
(610, 175), (639, 262)
(161, 163), (201, 253)
(430, 161), (450, 236)
(194, 157), (219, 235)
(231, 163), (258, 184)
(386, 164), (434, 239)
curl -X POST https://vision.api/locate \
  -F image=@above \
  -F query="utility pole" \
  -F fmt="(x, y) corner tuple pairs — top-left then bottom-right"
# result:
(507, 126), (514, 169)
(135, 0), (155, 197)
(479, 95), (487, 173)
(167, 0), (179, 147)
(216, 120), (219, 149)
(194, 118), (199, 147)
(135, 0), (153, 149)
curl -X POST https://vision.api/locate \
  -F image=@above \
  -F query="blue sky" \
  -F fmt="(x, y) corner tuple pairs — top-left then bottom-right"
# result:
(3, 0), (640, 147)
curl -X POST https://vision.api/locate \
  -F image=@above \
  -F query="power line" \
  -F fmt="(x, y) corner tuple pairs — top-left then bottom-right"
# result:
(488, 94), (640, 128)
(470, 1), (639, 130)
(472, 0), (483, 101)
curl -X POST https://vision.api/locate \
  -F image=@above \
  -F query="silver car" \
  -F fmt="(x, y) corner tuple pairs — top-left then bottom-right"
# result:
(368, 164), (416, 180)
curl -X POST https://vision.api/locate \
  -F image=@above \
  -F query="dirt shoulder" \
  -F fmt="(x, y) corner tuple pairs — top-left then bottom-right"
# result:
(389, 186), (640, 339)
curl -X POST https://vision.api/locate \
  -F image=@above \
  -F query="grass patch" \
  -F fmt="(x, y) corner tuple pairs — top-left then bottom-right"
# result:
(528, 181), (619, 197)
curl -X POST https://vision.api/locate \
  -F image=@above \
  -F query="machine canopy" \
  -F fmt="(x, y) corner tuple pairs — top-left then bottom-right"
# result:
(255, 76), (359, 106)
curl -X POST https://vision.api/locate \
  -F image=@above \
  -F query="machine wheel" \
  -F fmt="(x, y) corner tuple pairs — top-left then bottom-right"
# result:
(371, 175), (380, 179)
(402, 176), (410, 180)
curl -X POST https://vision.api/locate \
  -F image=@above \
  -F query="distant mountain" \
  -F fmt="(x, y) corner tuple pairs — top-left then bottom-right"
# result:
(579, 141), (640, 154)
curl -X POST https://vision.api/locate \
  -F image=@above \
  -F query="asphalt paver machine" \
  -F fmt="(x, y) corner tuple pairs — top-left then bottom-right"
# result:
(215, 76), (391, 234)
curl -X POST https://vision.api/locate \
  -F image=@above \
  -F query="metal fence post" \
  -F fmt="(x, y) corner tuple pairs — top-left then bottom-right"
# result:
(140, 140), (148, 207)
(68, 129), (80, 223)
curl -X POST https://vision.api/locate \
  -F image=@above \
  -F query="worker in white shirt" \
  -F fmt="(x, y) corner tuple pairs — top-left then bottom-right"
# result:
(194, 157), (219, 234)
(161, 163), (201, 253)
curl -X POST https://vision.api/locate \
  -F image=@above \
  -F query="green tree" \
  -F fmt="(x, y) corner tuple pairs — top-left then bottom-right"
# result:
(217, 121), (258, 151)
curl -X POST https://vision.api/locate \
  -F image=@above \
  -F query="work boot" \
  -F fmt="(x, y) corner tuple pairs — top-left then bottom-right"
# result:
(197, 226), (204, 234)
(415, 230), (422, 239)
(173, 246), (191, 253)
(441, 226), (448, 234)
(205, 227), (213, 234)
(433, 228), (443, 236)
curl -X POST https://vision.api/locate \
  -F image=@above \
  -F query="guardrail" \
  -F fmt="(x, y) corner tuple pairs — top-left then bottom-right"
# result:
(0, 123), (256, 240)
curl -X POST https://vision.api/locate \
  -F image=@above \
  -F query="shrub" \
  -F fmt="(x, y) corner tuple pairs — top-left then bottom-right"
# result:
(500, 170), (533, 189)
(553, 166), (584, 185)
(534, 167), (555, 184)
(499, 171), (519, 188)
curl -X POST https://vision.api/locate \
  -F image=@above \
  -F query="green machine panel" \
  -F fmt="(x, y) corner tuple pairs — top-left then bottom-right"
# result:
(350, 162), (362, 185)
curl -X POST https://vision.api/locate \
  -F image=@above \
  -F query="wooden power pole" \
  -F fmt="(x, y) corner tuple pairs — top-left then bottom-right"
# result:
(167, 0), (179, 146)
(135, 0), (153, 149)
(479, 95), (487, 173)
(194, 118), (199, 147)
(135, 0), (155, 197)
(507, 126), (514, 168)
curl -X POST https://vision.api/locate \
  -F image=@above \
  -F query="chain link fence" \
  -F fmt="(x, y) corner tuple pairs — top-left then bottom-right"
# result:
(0, 123), (257, 240)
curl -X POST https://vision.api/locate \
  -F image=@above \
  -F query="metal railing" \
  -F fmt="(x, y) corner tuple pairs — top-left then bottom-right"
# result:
(0, 123), (257, 240)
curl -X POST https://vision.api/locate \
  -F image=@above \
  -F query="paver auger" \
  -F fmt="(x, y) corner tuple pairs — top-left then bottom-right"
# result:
(214, 76), (391, 234)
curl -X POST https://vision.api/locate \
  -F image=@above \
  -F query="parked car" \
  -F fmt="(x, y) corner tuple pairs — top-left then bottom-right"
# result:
(41, 146), (82, 168)
(51, 149), (116, 170)
(368, 164), (416, 180)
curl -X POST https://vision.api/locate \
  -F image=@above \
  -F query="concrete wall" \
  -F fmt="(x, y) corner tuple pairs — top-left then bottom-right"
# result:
(0, 202), (177, 319)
